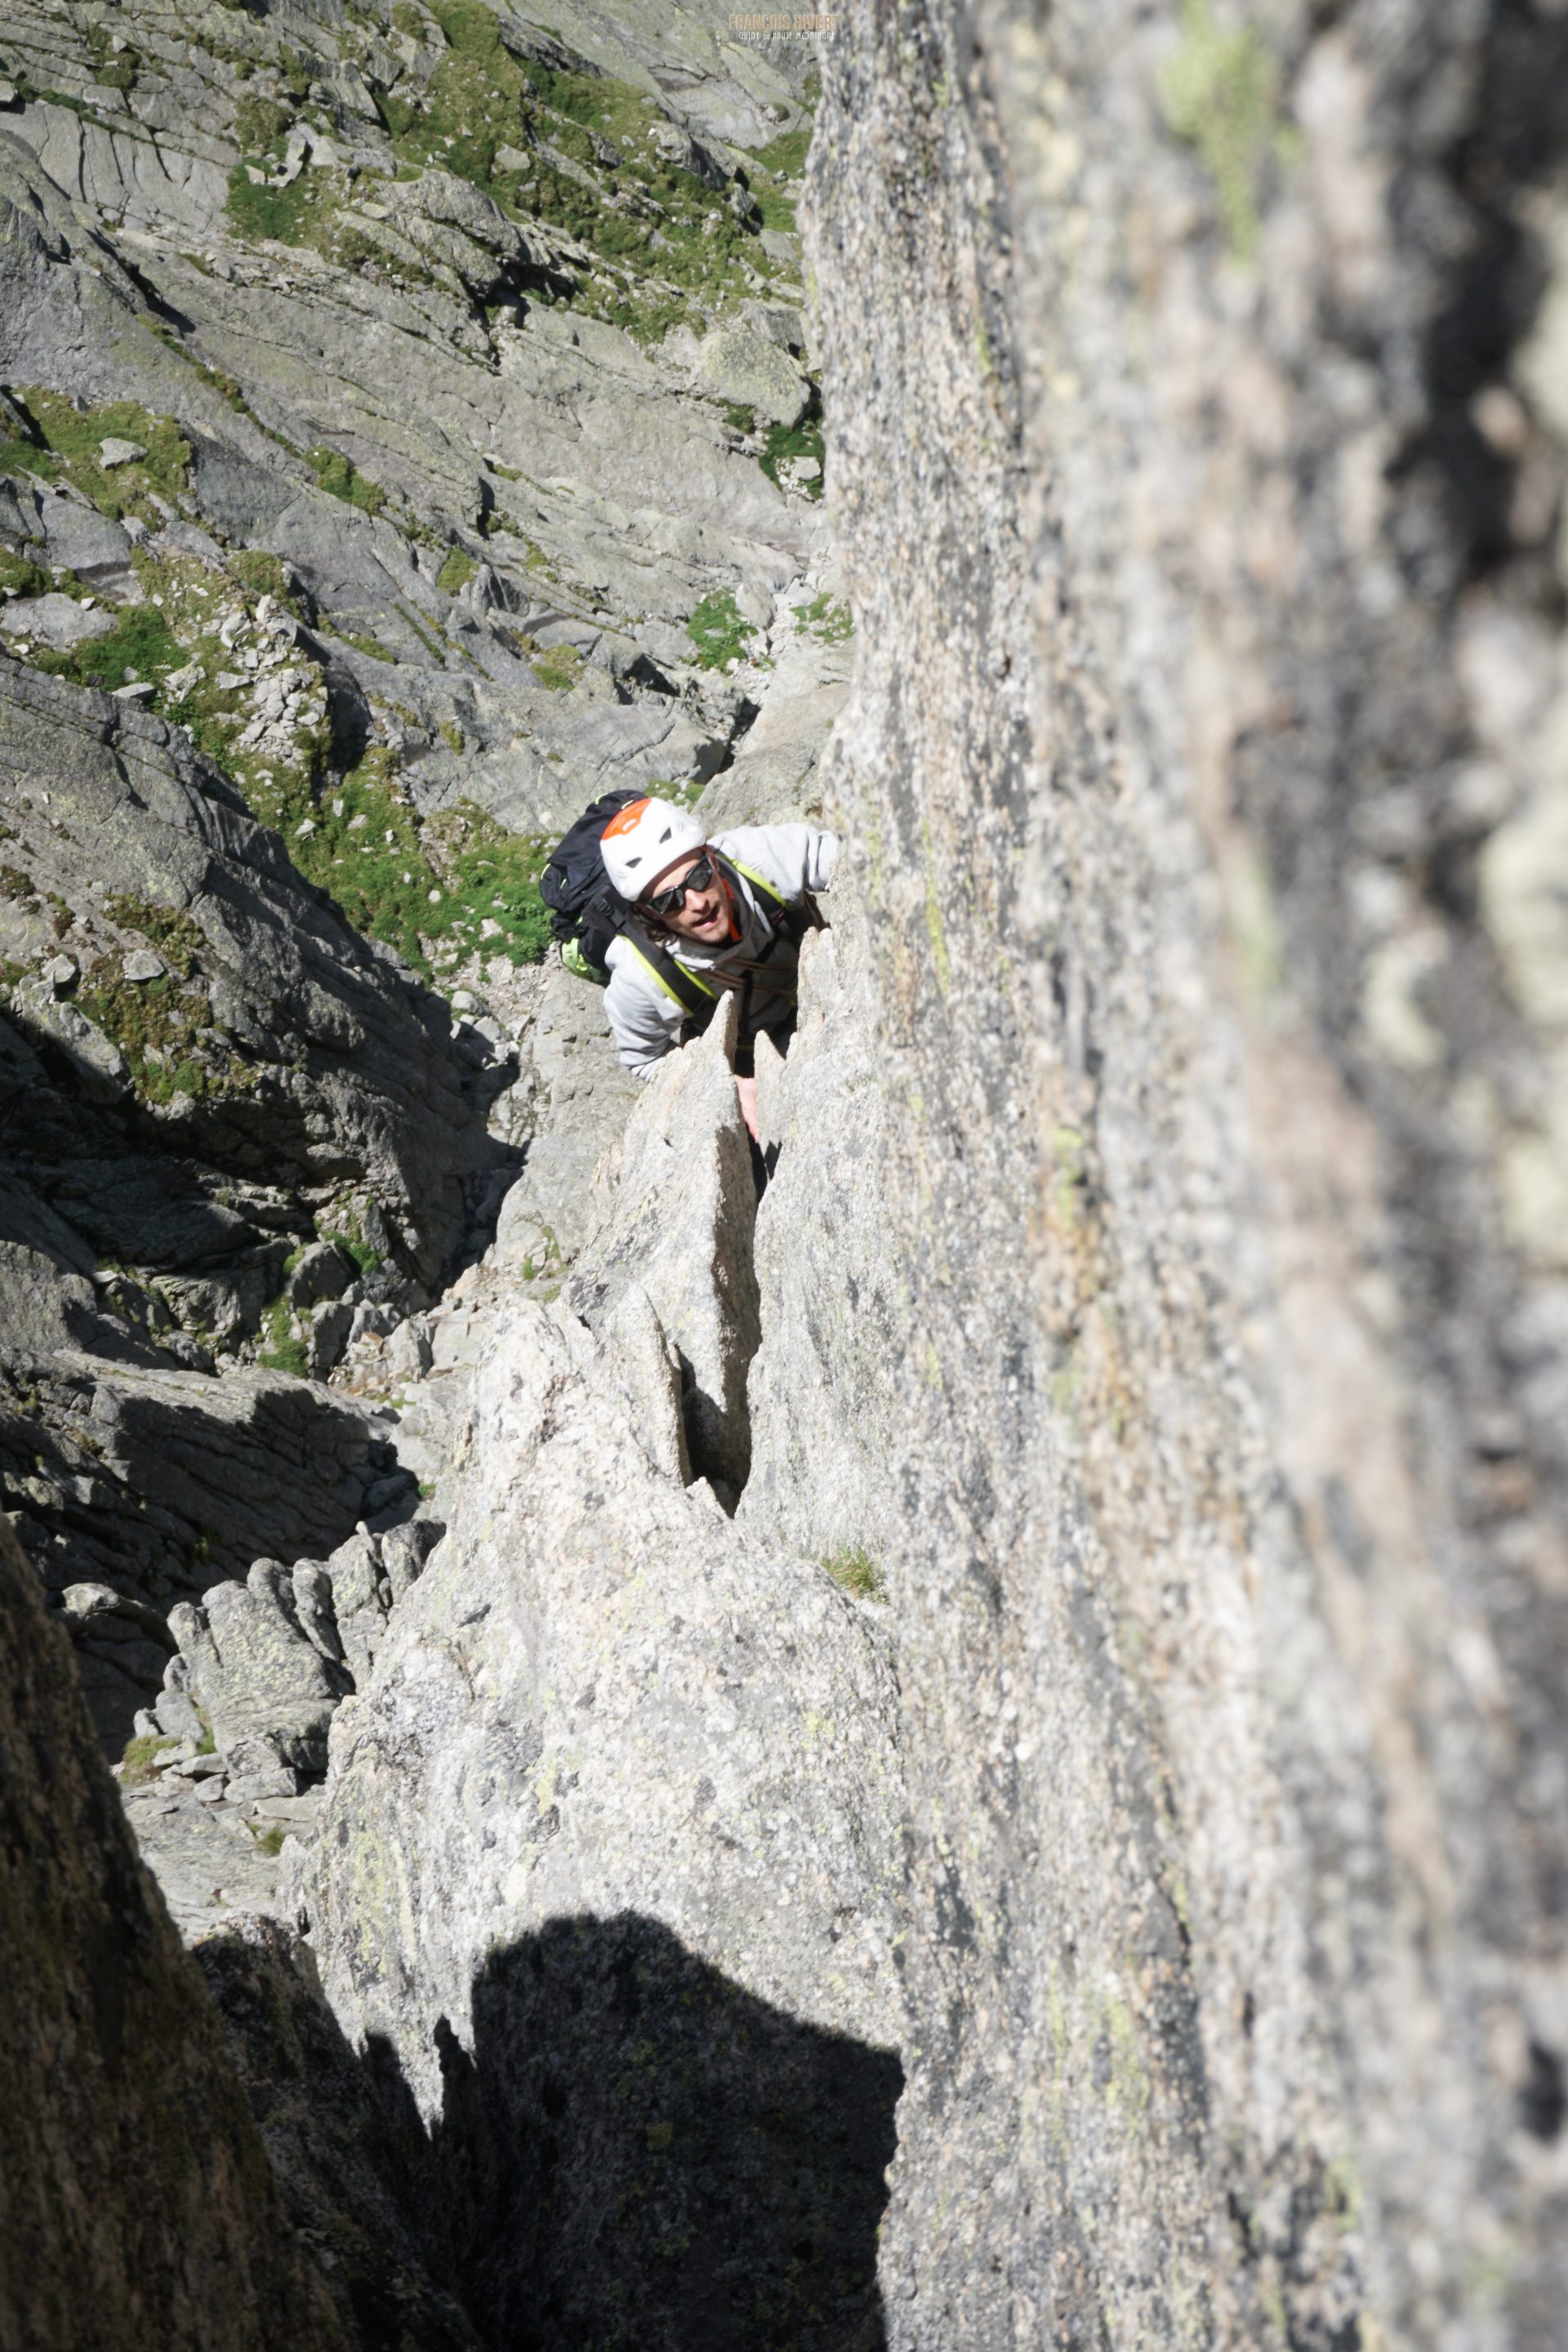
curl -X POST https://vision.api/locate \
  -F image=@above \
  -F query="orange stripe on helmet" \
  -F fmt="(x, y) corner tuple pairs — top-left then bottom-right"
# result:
(601, 797), (653, 840)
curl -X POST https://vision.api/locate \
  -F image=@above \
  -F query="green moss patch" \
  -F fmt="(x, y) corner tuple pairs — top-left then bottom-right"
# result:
(0, 388), (189, 521)
(651, 773), (705, 812)
(213, 9), (805, 350)
(121, 1731), (179, 1785)
(436, 546), (477, 595)
(33, 604), (183, 696)
(328, 1227), (383, 1280)
(103, 894), (207, 978)
(528, 640), (584, 693)
(821, 1547), (885, 1601)
(227, 550), (304, 610)
(374, 4), (785, 336)
(748, 124), (811, 237)
(232, 93), (292, 154)
(74, 964), (212, 1102)
(384, 0), (526, 186)
(685, 589), (755, 670)
(258, 1296), (308, 1377)
(423, 804), (555, 965)
(306, 444), (388, 518)
(258, 743), (552, 978)
(327, 625), (403, 666)
(597, 286), (697, 348)
(70, 886), (256, 1109)
(225, 147), (442, 297)
(225, 161), (324, 244)
(760, 416), (825, 498)
(792, 590), (853, 644)
(274, 745), (436, 968)
(1157, 0), (1286, 261)
(84, 24), (140, 96)
(0, 432), (58, 484)
(0, 388), (553, 1000)
(0, 547), (48, 597)
(754, 126), (813, 179)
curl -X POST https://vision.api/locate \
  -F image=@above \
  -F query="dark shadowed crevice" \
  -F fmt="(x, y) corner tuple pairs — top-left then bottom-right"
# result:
(1393, 0), (1568, 601)
(203, 1912), (902, 2352)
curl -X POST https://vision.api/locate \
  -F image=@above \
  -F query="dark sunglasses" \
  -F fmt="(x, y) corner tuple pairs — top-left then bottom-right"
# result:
(644, 852), (717, 920)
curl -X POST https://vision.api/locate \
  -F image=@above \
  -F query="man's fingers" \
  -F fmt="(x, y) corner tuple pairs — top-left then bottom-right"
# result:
(735, 1074), (760, 1142)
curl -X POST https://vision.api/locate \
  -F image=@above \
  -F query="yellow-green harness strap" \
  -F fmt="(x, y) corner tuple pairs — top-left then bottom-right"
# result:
(724, 856), (823, 940)
(622, 935), (717, 1015)
(725, 856), (788, 909)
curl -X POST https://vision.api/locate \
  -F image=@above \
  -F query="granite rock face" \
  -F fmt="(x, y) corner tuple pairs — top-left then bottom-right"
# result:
(0, 662), (487, 1739)
(488, 952), (641, 1266)
(3, 1344), (421, 1748)
(169, 1557), (354, 1786)
(0, 0), (828, 851)
(765, 2), (1568, 2345)
(0, 1514), (345, 2352)
(292, 1022), (906, 2348)
(565, 993), (761, 1491)
(0, 660), (496, 1291)
(193, 1918), (481, 2352)
(112, 1516), (438, 1944)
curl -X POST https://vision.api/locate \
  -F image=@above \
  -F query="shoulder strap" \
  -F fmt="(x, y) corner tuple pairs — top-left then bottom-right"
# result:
(721, 854), (824, 938)
(723, 853), (788, 910)
(621, 934), (719, 1018)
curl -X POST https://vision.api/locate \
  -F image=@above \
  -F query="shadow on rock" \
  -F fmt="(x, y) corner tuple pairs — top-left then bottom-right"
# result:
(430, 1912), (901, 2352)
(208, 1910), (901, 2352)
(198, 1918), (481, 2352)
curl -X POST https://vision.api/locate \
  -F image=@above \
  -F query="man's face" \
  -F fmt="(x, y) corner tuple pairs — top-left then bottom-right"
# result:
(644, 850), (731, 944)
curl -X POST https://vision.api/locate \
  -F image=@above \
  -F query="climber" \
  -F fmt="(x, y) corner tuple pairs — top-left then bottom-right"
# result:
(599, 797), (839, 1138)
(543, 793), (837, 1141)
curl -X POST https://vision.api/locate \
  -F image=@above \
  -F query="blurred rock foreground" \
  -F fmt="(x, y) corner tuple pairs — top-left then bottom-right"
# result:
(3, 1), (1568, 2348)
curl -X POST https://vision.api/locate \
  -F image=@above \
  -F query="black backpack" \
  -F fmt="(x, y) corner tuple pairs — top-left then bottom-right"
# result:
(537, 786), (642, 973)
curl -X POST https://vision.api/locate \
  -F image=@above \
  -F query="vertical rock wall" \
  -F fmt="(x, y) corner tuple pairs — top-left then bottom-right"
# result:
(767, 2), (1568, 2344)
(292, 1014), (908, 2350)
(0, 1516), (344, 2352)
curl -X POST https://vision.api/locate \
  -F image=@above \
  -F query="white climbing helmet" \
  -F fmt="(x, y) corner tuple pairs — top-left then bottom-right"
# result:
(599, 795), (708, 902)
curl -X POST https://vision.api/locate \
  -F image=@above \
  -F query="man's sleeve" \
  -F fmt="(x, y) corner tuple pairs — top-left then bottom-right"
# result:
(604, 942), (687, 1079)
(719, 823), (840, 898)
